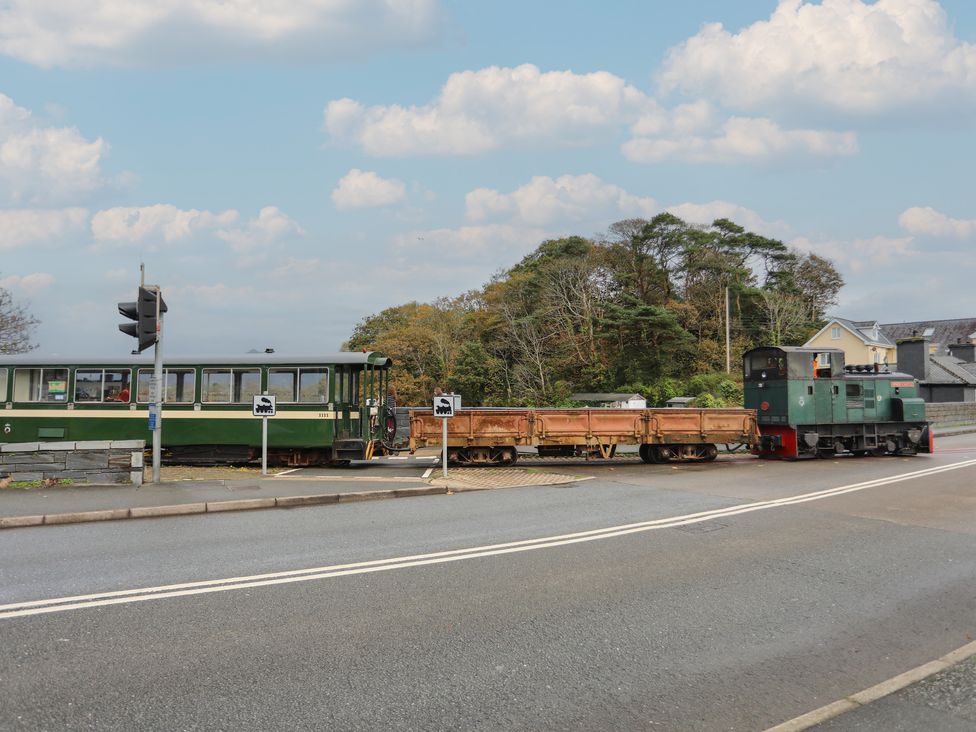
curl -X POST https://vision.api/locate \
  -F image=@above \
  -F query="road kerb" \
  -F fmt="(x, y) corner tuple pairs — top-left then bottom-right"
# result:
(0, 514), (45, 529)
(764, 699), (859, 732)
(393, 486), (448, 498)
(764, 640), (976, 731)
(337, 490), (392, 503)
(205, 498), (276, 513)
(275, 494), (340, 508)
(130, 503), (207, 518)
(0, 482), (452, 529)
(43, 509), (130, 525)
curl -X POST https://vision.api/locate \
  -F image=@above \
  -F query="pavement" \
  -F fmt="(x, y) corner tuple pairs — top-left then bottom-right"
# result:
(0, 461), (589, 529)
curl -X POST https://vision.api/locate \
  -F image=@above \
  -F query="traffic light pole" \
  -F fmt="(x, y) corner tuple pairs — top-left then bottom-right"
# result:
(152, 291), (163, 484)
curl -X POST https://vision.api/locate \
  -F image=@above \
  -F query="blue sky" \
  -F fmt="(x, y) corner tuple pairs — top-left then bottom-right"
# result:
(1, 0), (974, 356)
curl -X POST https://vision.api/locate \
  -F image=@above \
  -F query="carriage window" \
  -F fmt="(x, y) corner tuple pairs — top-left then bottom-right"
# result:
(13, 368), (69, 402)
(202, 369), (260, 402)
(269, 369), (297, 402)
(75, 370), (103, 401)
(350, 370), (360, 405)
(0, 368), (7, 401)
(137, 369), (196, 403)
(202, 370), (232, 402)
(299, 368), (328, 403)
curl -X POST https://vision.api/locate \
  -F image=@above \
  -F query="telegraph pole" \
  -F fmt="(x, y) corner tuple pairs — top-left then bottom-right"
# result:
(725, 286), (731, 374)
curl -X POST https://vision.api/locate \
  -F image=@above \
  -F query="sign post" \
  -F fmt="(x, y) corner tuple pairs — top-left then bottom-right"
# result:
(252, 394), (277, 475)
(432, 393), (460, 479)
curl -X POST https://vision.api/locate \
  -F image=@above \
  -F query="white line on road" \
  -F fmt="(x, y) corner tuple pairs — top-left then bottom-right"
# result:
(3, 457), (975, 621)
(422, 467), (433, 479)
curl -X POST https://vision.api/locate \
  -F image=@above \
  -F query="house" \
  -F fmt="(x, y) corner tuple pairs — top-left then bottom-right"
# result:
(804, 318), (896, 365)
(896, 337), (976, 403)
(571, 393), (647, 409)
(880, 318), (976, 356)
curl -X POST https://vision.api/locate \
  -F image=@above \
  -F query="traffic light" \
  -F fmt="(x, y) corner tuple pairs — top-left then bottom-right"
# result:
(119, 286), (167, 353)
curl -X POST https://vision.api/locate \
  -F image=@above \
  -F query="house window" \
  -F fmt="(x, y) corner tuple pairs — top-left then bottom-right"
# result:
(831, 326), (841, 340)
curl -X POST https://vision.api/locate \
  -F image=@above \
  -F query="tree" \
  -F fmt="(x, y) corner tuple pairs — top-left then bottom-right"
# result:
(758, 290), (810, 346)
(0, 284), (39, 353)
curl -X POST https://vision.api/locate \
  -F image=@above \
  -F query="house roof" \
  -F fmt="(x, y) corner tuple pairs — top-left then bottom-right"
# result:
(928, 355), (976, 386)
(806, 317), (894, 348)
(881, 318), (976, 353)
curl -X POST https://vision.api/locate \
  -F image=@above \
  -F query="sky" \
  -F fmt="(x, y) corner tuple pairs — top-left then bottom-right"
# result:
(1, 0), (974, 357)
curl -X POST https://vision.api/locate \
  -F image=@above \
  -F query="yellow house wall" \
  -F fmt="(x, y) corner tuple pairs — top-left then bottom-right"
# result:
(806, 326), (896, 365)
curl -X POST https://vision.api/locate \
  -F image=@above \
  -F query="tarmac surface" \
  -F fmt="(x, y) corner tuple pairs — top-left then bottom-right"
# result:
(0, 428), (976, 732)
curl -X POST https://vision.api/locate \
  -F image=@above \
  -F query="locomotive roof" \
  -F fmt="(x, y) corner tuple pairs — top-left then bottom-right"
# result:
(0, 352), (392, 367)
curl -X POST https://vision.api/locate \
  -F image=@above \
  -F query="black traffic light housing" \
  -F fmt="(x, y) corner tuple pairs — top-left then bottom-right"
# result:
(119, 286), (167, 353)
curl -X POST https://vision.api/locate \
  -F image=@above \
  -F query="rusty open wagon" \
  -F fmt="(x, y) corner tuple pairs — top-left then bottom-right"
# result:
(408, 408), (760, 465)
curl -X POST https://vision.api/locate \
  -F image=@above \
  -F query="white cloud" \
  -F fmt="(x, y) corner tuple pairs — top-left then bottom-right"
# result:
(325, 63), (652, 156)
(332, 168), (406, 210)
(658, 0), (976, 116)
(624, 115), (857, 164)
(0, 0), (447, 68)
(466, 174), (657, 226)
(0, 207), (89, 250)
(393, 224), (547, 262)
(216, 206), (303, 252)
(898, 206), (976, 239)
(665, 201), (792, 238)
(91, 204), (238, 245)
(0, 94), (108, 203)
(0, 272), (55, 293)
(791, 234), (918, 273)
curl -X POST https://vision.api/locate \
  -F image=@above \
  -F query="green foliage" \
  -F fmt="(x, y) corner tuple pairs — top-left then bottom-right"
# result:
(346, 215), (843, 406)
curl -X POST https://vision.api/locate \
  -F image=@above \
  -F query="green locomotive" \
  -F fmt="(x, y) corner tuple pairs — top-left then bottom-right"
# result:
(0, 352), (394, 466)
(744, 346), (932, 459)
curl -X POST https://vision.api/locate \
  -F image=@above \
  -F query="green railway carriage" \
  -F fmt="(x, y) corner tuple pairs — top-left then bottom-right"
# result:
(0, 352), (394, 466)
(744, 346), (932, 459)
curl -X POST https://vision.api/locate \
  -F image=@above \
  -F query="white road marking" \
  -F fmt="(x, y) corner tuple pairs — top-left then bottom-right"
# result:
(2, 457), (974, 621)
(422, 467), (433, 479)
(273, 468), (300, 477)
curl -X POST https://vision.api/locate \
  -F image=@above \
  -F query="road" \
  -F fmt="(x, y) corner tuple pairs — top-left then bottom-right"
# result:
(1, 435), (975, 730)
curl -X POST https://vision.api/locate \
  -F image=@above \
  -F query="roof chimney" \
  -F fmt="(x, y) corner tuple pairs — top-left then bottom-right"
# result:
(896, 337), (930, 381)
(948, 342), (976, 364)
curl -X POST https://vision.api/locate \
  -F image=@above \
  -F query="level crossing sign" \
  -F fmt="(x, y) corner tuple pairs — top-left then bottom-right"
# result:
(252, 395), (276, 417)
(433, 393), (460, 418)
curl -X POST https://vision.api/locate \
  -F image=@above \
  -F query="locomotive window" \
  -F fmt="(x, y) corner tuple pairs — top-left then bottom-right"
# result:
(0, 368), (6, 401)
(846, 383), (862, 397)
(807, 386), (814, 395)
(13, 368), (69, 402)
(299, 369), (328, 403)
(269, 369), (297, 402)
(137, 369), (195, 403)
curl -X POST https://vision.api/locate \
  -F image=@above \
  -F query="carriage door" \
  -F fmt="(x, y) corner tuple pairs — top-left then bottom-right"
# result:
(333, 366), (362, 443)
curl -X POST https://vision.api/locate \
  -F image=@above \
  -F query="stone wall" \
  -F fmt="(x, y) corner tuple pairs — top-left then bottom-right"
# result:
(926, 402), (976, 425)
(0, 440), (144, 485)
